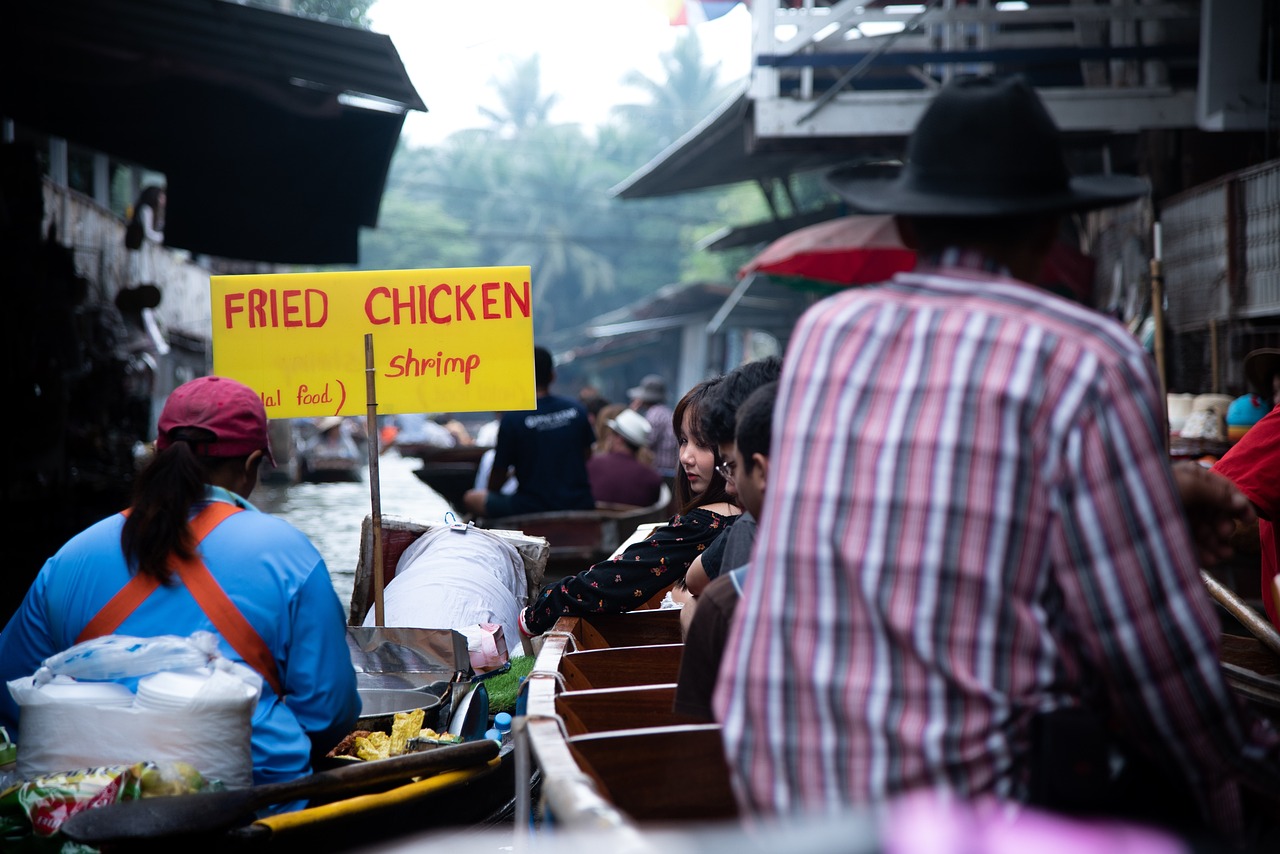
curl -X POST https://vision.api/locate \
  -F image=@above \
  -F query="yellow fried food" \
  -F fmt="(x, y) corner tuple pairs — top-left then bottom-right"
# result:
(389, 708), (425, 756)
(354, 731), (391, 761)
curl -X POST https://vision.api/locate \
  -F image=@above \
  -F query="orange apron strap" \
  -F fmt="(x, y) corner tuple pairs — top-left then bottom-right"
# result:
(75, 516), (160, 642)
(75, 504), (284, 698)
(174, 547), (285, 699)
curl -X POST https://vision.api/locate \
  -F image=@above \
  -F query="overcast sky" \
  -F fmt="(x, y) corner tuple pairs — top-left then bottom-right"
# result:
(369, 0), (753, 146)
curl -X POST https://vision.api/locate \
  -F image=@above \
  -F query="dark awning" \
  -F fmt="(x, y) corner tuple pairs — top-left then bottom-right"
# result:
(2, 0), (426, 264)
(695, 202), (849, 252)
(610, 86), (892, 201)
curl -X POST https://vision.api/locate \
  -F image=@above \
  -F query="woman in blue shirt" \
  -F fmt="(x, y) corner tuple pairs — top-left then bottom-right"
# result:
(0, 376), (359, 788)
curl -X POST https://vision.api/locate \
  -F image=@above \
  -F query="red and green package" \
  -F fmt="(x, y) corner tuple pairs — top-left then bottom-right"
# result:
(0, 761), (214, 852)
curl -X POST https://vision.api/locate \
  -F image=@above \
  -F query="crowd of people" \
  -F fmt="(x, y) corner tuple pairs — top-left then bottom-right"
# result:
(2, 73), (1278, 847)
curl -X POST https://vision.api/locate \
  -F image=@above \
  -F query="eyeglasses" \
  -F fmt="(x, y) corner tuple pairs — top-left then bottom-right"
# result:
(714, 459), (736, 481)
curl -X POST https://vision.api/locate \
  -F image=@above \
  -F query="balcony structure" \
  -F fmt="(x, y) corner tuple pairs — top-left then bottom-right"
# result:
(615, 0), (1274, 207)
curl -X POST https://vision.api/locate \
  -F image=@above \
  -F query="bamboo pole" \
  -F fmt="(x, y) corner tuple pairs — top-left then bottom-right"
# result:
(1202, 570), (1280, 660)
(364, 333), (385, 627)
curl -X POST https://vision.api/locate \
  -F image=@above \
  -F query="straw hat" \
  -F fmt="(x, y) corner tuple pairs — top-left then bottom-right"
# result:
(607, 409), (653, 449)
(315, 416), (345, 434)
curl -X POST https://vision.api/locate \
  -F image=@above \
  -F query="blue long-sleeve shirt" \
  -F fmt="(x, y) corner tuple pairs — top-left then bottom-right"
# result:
(0, 489), (360, 786)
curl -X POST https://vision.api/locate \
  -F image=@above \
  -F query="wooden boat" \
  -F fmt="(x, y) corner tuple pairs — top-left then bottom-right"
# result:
(205, 513), (553, 847)
(402, 444), (489, 510)
(60, 515), (554, 850)
(521, 587), (1280, 835)
(296, 443), (364, 483)
(296, 455), (363, 483)
(524, 606), (739, 830)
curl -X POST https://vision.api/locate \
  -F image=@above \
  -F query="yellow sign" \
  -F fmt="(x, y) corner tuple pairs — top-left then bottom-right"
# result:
(210, 267), (535, 419)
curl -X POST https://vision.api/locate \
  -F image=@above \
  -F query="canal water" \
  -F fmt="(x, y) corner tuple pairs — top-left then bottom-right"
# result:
(253, 450), (454, 610)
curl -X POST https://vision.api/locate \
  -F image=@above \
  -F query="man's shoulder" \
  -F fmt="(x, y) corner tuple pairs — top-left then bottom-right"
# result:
(829, 271), (1149, 381)
(540, 393), (583, 410)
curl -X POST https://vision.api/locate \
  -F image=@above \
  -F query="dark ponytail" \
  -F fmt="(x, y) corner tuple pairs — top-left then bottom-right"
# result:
(120, 440), (209, 582)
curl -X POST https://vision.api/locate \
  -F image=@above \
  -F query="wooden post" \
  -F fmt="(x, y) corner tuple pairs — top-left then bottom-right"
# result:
(1150, 222), (1168, 447)
(364, 333), (385, 627)
(1209, 318), (1219, 393)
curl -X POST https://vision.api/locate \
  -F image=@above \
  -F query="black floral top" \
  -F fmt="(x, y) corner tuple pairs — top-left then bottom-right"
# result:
(522, 508), (738, 635)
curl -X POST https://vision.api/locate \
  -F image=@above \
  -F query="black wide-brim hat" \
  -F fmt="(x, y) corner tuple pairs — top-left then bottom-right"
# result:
(825, 75), (1149, 217)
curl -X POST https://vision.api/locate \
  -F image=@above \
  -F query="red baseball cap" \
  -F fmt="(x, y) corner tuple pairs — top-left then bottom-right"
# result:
(156, 376), (273, 463)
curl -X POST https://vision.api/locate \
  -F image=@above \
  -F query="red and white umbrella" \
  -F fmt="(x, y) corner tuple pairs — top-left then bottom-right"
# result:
(739, 213), (1097, 302)
(738, 214), (916, 286)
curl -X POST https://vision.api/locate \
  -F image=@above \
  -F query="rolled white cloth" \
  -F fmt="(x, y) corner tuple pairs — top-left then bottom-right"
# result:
(363, 525), (527, 649)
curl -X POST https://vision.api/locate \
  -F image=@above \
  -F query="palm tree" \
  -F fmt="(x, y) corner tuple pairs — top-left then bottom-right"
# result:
(478, 55), (560, 135)
(612, 29), (731, 153)
(494, 125), (618, 333)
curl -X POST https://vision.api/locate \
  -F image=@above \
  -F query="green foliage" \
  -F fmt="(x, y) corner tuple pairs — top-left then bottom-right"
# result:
(479, 56), (561, 135)
(358, 191), (478, 272)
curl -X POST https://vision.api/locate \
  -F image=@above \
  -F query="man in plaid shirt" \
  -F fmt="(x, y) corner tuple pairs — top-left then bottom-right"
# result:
(716, 75), (1280, 843)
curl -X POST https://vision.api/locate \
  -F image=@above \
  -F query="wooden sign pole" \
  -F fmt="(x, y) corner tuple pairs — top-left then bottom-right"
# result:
(364, 333), (385, 627)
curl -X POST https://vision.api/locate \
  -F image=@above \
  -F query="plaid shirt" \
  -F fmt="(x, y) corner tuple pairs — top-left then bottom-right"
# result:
(715, 252), (1280, 835)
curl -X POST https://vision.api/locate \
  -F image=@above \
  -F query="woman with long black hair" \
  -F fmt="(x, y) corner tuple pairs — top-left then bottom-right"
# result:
(519, 377), (741, 636)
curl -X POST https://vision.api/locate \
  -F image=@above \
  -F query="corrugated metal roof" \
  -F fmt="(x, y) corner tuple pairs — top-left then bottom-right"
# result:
(2, 0), (426, 264)
(10, 0), (424, 111)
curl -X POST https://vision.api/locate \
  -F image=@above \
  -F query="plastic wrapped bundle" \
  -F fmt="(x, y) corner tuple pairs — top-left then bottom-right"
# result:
(362, 526), (526, 670)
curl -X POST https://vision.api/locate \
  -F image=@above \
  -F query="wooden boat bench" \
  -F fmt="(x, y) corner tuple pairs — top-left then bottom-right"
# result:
(1220, 633), (1280, 721)
(562, 609), (683, 650)
(567, 723), (739, 823)
(559, 644), (683, 691)
(527, 611), (743, 829)
(556, 684), (705, 735)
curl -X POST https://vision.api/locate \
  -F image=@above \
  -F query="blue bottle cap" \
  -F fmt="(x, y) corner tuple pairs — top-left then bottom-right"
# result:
(485, 727), (502, 743)
(494, 712), (513, 731)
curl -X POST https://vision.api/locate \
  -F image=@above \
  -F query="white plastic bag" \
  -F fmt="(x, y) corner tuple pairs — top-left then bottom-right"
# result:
(36, 631), (219, 682)
(8, 633), (262, 788)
